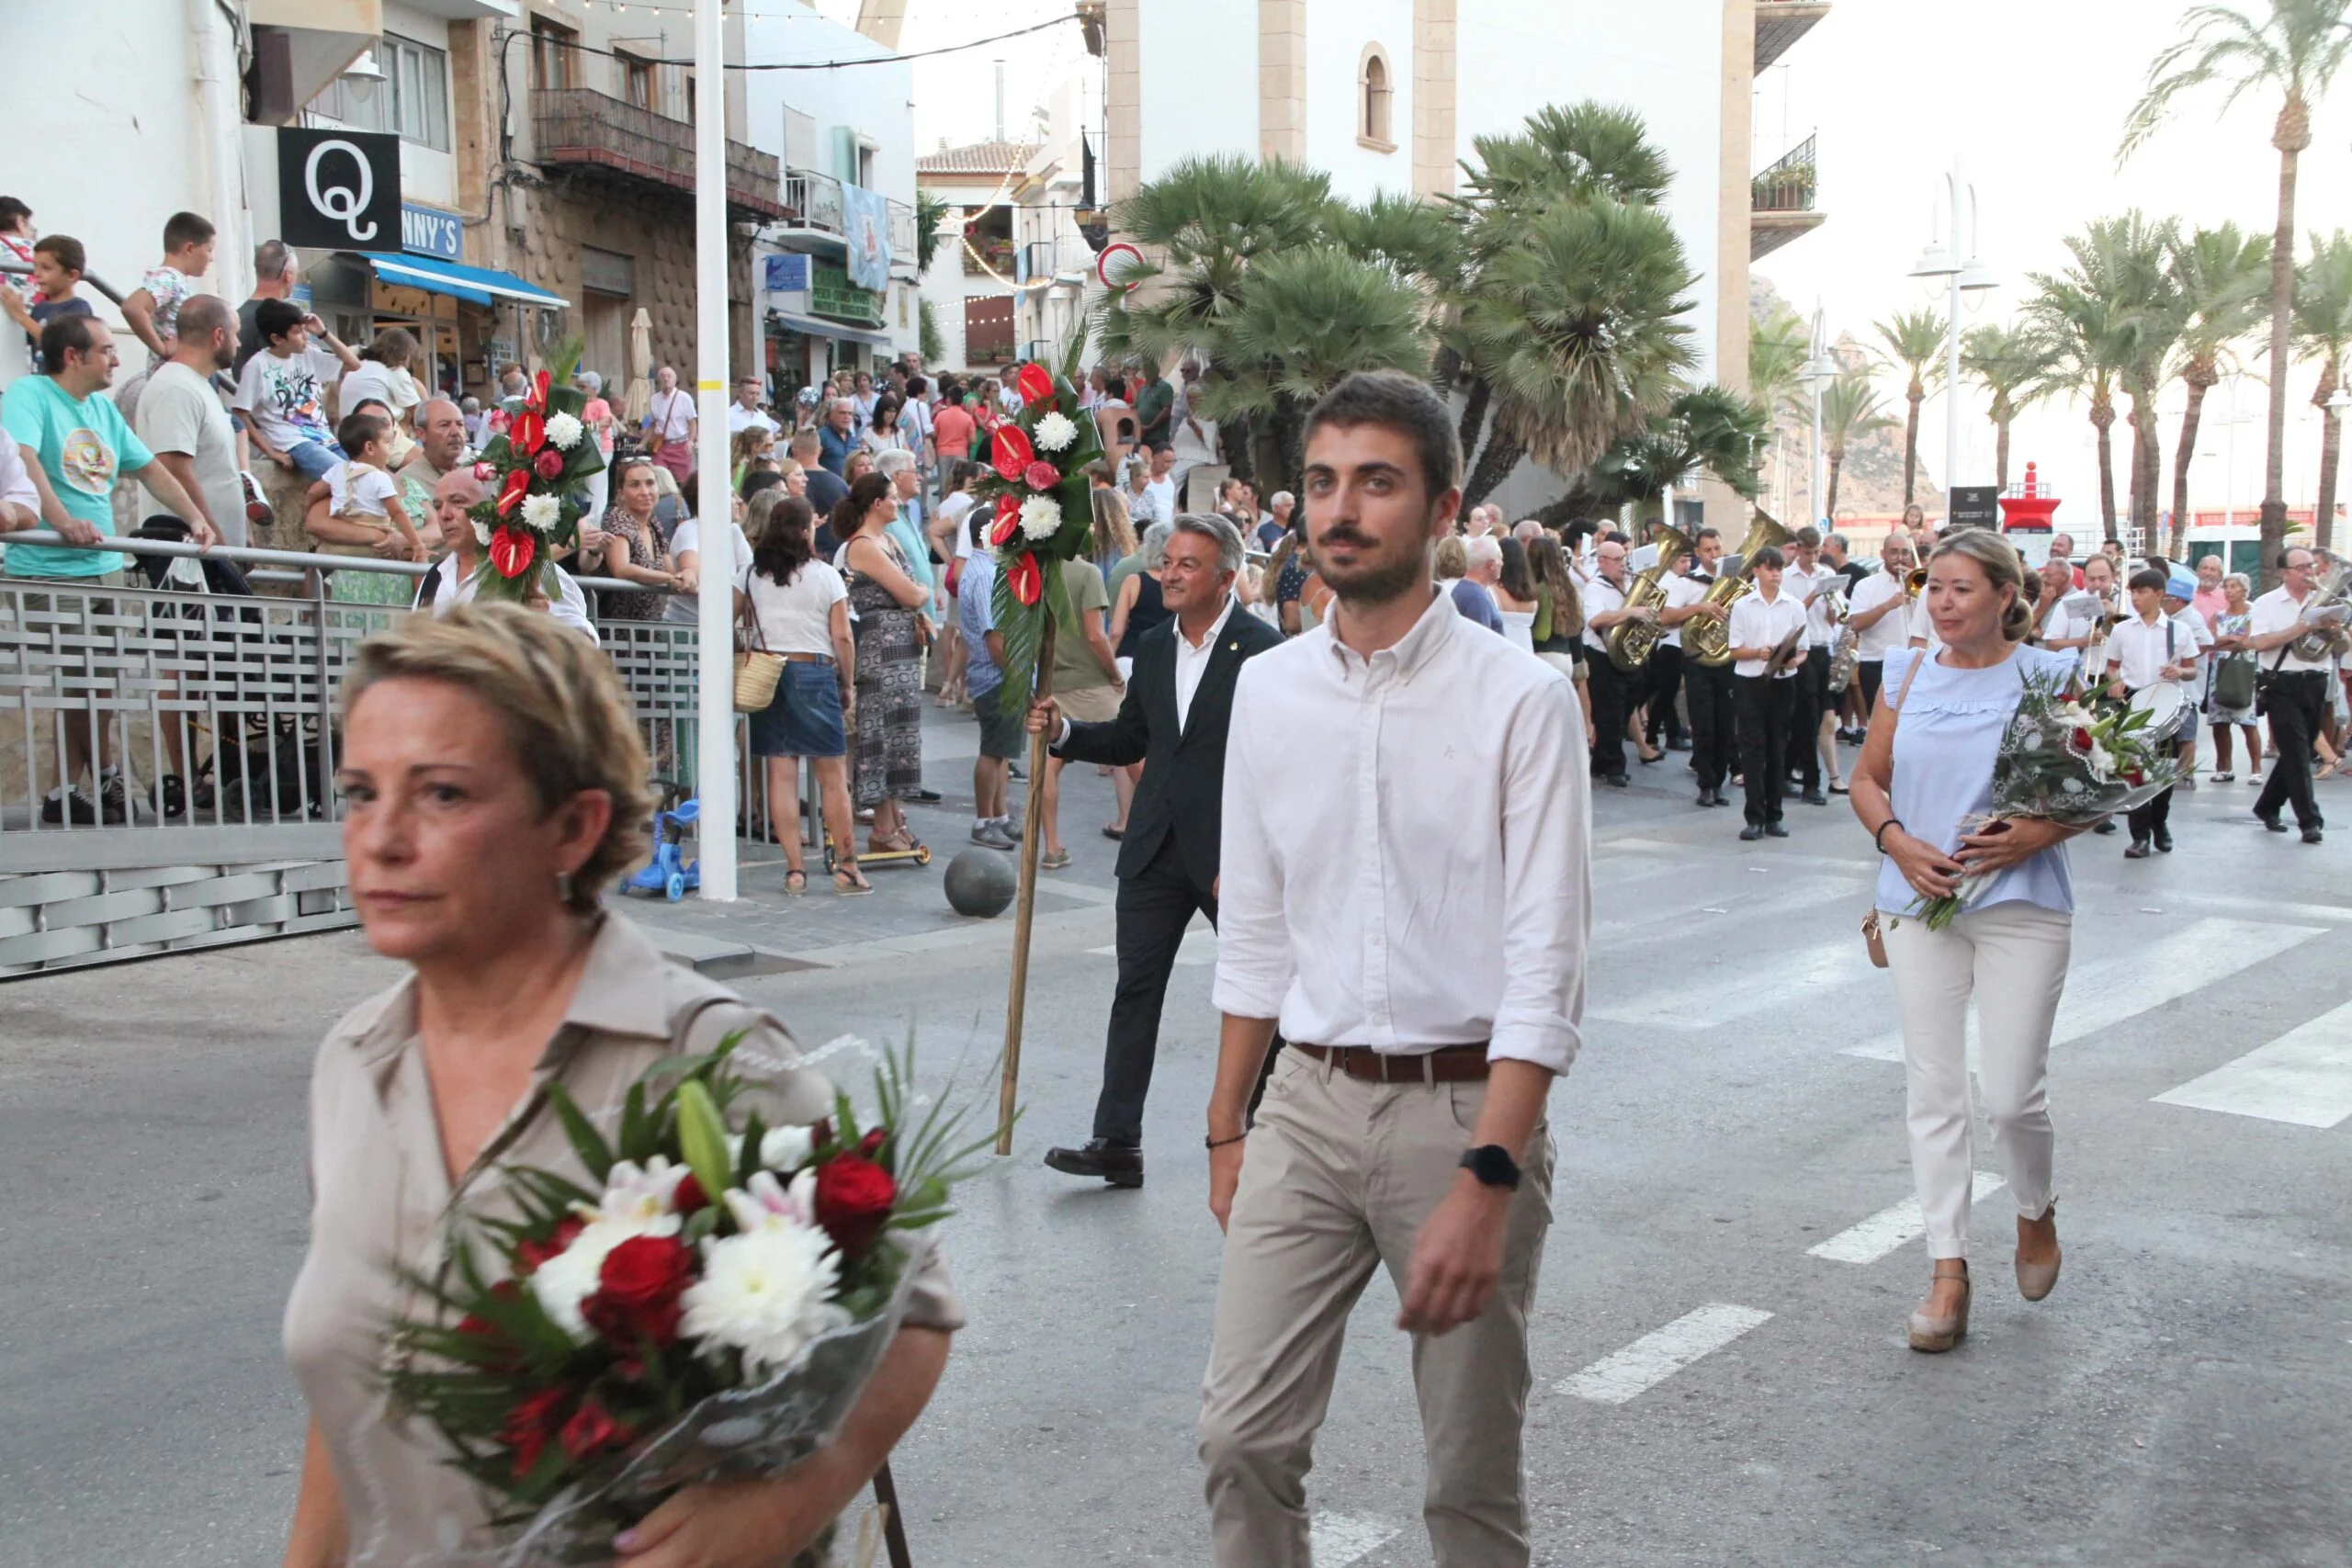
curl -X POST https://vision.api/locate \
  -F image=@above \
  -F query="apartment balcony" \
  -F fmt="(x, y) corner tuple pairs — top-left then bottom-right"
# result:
(529, 87), (784, 219)
(775, 168), (920, 279)
(1755, 0), (1830, 71)
(1019, 237), (1095, 287)
(1750, 134), (1826, 259)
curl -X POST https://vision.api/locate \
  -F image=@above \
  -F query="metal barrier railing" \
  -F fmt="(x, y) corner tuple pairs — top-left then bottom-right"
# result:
(0, 533), (813, 974)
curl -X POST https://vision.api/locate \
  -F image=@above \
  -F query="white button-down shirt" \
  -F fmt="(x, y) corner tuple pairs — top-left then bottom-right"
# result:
(1781, 561), (1837, 647)
(2251, 585), (2337, 673)
(1657, 571), (1704, 649)
(1850, 570), (1910, 660)
(2107, 611), (2191, 691)
(1728, 585), (1809, 678)
(1580, 572), (1631, 654)
(1214, 591), (1589, 1073)
(1173, 593), (1238, 731)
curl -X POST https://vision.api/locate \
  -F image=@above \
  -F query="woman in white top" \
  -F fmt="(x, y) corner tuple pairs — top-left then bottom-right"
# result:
(1849, 530), (2079, 1353)
(862, 397), (910, 460)
(738, 495), (863, 895)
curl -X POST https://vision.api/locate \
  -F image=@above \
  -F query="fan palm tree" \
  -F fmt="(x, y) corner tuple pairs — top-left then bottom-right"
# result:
(1874, 309), (1947, 507)
(2295, 230), (2352, 550)
(2030, 228), (2163, 544)
(2164, 223), (2273, 555)
(1819, 367), (1897, 518)
(1458, 195), (1697, 507)
(2087, 213), (2185, 547)
(2124, 0), (2352, 581)
(1749, 307), (1813, 423)
(1199, 246), (1432, 486)
(1961, 321), (2059, 492)
(1588, 385), (1771, 523)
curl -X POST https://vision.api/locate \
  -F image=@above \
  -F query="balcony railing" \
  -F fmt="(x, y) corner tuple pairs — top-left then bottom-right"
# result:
(779, 168), (920, 276)
(530, 87), (784, 218)
(1019, 237), (1094, 284)
(1752, 135), (1817, 213)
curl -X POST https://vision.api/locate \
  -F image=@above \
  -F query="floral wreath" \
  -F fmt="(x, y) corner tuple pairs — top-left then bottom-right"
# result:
(467, 341), (608, 603)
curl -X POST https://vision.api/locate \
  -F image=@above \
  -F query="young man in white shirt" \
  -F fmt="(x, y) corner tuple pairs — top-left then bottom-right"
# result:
(2106, 566), (2197, 857)
(1204, 369), (1586, 1568)
(1726, 544), (1810, 840)
(1142, 444), (1179, 527)
(1777, 525), (1837, 804)
(2243, 545), (2335, 841)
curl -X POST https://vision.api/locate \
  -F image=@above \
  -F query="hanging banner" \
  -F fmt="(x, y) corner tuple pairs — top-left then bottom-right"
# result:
(841, 185), (892, 294)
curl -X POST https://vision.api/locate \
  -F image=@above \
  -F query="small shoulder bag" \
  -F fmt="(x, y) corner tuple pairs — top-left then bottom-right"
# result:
(1860, 651), (1928, 969)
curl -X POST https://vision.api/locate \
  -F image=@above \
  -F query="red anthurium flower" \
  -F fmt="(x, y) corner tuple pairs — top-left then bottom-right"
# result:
(1023, 460), (1061, 491)
(533, 446), (567, 480)
(990, 423), (1035, 481)
(489, 525), (537, 579)
(533, 368), (552, 409)
(988, 501), (1022, 548)
(511, 410), (545, 457)
(496, 467), (532, 516)
(1014, 361), (1056, 405)
(1007, 551), (1042, 607)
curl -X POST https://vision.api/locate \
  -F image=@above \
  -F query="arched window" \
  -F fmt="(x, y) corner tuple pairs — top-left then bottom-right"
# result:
(1359, 45), (1394, 150)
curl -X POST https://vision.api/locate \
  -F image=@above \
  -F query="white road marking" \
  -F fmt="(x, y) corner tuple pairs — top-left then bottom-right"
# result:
(1842, 917), (2322, 1062)
(1555, 1303), (1774, 1404)
(1592, 932), (1865, 1029)
(2154, 998), (2352, 1127)
(1309, 1511), (1399, 1565)
(1086, 924), (1217, 965)
(1807, 1173), (2007, 1264)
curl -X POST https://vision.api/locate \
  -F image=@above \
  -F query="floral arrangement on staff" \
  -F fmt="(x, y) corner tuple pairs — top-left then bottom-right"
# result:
(465, 340), (606, 604)
(967, 351), (1109, 713)
(1907, 680), (2178, 930)
(384, 1037), (989, 1566)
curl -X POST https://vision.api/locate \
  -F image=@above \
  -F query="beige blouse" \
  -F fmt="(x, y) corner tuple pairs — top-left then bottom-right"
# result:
(283, 914), (964, 1566)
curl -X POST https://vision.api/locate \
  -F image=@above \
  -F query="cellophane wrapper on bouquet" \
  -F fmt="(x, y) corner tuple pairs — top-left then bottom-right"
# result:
(1907, 679), (2179, 931)
(383, 1036), (990, 1568)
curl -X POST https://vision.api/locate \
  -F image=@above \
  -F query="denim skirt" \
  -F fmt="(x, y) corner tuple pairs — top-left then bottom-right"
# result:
(749, 659), (847, 759)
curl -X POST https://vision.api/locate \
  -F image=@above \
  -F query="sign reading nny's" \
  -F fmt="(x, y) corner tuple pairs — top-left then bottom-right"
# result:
(277, 128), (402, 254)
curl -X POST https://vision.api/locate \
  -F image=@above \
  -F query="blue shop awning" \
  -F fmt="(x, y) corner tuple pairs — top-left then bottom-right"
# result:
(768, 310), (891, 348)
(366, 254), (571, 309)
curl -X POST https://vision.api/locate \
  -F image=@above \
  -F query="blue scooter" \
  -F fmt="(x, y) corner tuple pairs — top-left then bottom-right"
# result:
(624, 789), (702, 902)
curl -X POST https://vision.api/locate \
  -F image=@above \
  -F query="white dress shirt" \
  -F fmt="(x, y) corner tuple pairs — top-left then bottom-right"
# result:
(422, 555), (596, 640)
(1657, 571), (1704, 649)
(1579, 573), (1631, 655)
(1781, 561), (1837, 648)
(2107, 611), (2190, 692)
(726, 401), (778, 434)
(1172, 593), (1238, 731)
(2251, 585), (2337, 673)
(1727, 585), (1809, 678)
(1215, 590), (1589, 1073)
(1850, 570), (1909, 661)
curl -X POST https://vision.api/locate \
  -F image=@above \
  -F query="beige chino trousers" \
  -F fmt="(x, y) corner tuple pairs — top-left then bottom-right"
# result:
(1199, 1047), (1555, 1567)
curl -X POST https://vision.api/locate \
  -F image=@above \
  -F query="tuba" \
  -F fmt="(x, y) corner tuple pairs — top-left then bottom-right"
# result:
(1686, 511), (1795, 667)
(1826, 586), (1860, 693)
(2289, 563), (2352, 660)
(1605, 523), (1698, 672)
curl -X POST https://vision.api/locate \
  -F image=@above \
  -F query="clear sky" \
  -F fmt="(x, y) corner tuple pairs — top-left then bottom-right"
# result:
(847, 0), (2352, 522)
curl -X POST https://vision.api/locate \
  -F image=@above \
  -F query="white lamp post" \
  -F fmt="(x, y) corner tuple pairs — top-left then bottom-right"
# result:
(1910, 166), (1997, 518)
(694, 0), (737, 901)
(1803, 304), (1838, 525)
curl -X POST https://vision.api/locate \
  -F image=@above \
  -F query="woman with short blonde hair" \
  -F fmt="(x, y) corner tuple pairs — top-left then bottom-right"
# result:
(1849, 530), (2080, 1354)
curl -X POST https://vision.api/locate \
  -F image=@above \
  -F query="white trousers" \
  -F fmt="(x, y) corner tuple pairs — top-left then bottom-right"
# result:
(1883, 900), (2070, 1257)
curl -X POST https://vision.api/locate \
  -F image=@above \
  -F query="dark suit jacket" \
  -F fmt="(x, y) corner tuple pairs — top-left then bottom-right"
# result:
(1054, 604), (1284, 896)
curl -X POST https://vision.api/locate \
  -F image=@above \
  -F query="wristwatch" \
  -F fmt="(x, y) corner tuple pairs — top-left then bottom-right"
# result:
(1458, 1145), (1521, 1190)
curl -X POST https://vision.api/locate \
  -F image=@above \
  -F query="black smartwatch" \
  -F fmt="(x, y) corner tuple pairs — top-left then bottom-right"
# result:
(1459, 1145), (1521, 1190)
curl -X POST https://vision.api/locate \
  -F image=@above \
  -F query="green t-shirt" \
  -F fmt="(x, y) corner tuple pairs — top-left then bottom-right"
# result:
(1106, 550), (1146, 599)
(1134, 377), (1174, 446)
(1052, 559), (1115, 694)
(1, 374), (145, 577)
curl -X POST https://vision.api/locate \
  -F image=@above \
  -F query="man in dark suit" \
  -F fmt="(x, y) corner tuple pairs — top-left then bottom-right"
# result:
(1028, 513), (1283, 1187)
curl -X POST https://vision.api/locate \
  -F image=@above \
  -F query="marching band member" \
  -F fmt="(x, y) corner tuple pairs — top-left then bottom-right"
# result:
(1726, 545), (1809, 840)
(1780, 526), (1837, 805)
(1847, 533), (1917, 716)
(1580, 537), (1647, 789)
(2106, 567), (2198, 858)
(1645, 546), (1705, 756)
(1674, 528), (1736, 809)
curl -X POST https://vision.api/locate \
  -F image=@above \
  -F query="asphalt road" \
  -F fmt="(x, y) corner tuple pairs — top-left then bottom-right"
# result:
(2, 718), (2347, 1567)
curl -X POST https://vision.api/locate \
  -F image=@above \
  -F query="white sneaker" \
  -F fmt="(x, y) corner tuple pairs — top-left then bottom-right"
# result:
(971, 820), (1016, 852)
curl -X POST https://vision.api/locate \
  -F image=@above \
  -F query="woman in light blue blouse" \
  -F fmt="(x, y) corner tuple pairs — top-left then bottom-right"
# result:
(1849, 530), (2085, 1354)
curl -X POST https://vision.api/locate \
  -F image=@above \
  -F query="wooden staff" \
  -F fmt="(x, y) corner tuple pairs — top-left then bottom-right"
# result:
(871, 1461), (914, 1568)
(996, 615), (1057, 1155)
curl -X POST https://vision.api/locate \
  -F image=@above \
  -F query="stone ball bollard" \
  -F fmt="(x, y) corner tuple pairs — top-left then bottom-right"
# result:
(944, 848), (1018, 919)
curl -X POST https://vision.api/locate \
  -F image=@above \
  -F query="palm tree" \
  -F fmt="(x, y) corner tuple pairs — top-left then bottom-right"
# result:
(2164, 223), (2273, 556)
(2295, 230), (2352, 550)
(2030, 230), (2157, 544)
(2124, 0), (2352, 581)
(1588, 386), (1771, 524)
(1961, 321), (2060, 491)
(1819, 367), (1897, 518)
(1873, 309), (1947, 507)
(1751, 307), (1814, 515)
(1457, 195), (1696, 507)
(1204, 246), (1432, 483)
(2088, 213), (2185, 547)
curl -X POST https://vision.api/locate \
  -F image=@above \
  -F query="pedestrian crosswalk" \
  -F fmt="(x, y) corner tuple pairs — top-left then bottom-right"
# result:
(2154, 998), (2352, 1127)
(1556, 1303), (1774, 1404)
(1308, 1512), (1400, 1566)
(1806, 1173), (2007, 1264)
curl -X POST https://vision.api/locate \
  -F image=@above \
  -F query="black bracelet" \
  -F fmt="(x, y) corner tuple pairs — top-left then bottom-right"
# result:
(1204, 1130), (1249, 1150)
(1874, 818), (1904, 854)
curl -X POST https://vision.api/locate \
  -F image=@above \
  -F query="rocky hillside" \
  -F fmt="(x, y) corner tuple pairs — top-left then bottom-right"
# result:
(1752, 276), (1936, 524)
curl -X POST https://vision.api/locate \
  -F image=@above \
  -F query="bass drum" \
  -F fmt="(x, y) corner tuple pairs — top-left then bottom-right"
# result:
(2128, 682), (2188, 741)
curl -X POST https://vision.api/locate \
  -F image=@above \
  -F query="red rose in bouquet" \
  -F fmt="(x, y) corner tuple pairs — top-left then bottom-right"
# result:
(515, 1215), (585, 1274)
(1023, 460), (1060, 491)
(582, 1233), (695, 1349)
(534, 447), (567, 480)
(813, 1154), (898, 1258)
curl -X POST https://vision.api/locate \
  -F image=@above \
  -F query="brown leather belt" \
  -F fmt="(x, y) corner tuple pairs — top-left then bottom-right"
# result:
(1291, 1043), (1491, 1083)
(779, 652), (833, 663)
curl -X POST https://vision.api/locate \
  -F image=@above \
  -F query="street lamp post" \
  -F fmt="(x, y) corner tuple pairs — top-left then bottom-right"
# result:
(1804, 304), (1837, 525)
(1909, 166), (1997, 517)
(694, 0), (738, 901)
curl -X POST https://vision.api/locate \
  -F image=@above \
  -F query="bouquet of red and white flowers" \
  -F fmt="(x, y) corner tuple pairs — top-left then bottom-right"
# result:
(466, 340), (607, 605)
(967, 350), (1109, 714)
(385, 1037), (987, 1566)
(1906, 677), (2179, 930)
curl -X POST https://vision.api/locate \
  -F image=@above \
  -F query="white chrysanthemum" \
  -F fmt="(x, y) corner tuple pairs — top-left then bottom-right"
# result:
(1031, 411), (1078, 453)
(529, 1214), (674, 1340)
(1019, 495), (1063, 542)
(682, 1222), (848, 1372)
(593, 1156), (693, 1223)
(473, 519), (492, 547)
(760, 1125), (815, 1173)
(521, 492), (562, 531)
(544, 412), (584, 451)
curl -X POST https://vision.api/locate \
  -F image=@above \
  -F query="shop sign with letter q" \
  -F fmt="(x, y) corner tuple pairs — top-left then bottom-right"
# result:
(277, 128), (403, 254)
